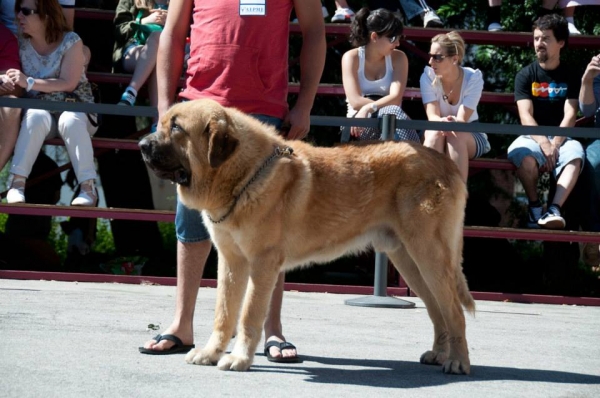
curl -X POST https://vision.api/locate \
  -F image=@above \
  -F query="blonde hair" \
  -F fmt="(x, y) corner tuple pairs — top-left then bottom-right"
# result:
(431, 31), (465, 64)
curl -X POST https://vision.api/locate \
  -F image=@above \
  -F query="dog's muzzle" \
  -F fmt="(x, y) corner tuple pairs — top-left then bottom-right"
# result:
(139, 135), (191, 186)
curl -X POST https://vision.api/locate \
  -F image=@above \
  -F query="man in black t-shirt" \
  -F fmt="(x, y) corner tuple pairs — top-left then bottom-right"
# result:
(507, 14), (584, 230)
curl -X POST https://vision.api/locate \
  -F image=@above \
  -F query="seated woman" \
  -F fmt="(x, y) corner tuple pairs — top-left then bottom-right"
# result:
(0, 22), (22, 172)
(113, 0), (168, 130)
(6, 0), (99, 206)
(341, 7), (419, 143)
(420, 31), (490, 183)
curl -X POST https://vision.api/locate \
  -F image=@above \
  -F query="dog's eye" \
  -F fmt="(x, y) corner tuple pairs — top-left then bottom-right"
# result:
(171, 120), (183, 134)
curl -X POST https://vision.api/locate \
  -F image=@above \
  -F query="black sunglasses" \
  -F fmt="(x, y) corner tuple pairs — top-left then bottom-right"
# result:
(19, 7), (38, 16)
(428, 53), (447, 63)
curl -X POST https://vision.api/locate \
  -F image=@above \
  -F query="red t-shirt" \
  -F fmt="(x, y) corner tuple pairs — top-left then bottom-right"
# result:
(0, 24), (20, 72)
(180, 0), (292, 119)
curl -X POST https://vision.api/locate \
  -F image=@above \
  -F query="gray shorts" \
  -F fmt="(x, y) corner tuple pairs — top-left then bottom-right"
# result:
(507, 135), (585, 177)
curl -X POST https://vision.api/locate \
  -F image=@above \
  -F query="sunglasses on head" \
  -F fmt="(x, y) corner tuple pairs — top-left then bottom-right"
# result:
(388, 34), (405, 43)
(19, 7), (38, 16)
(428, 53), (447, 63)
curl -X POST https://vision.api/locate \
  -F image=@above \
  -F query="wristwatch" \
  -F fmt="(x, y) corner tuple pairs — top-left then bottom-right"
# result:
(26, 77), (35, 92)
(370, 103), (378, 113)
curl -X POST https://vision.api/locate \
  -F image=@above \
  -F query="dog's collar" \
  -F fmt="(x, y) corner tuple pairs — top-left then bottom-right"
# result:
(207, 145), (294, 224)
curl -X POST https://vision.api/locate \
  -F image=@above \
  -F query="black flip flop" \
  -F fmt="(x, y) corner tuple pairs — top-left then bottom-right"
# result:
(139, 334), (195, 355)
(264, 341), (301, 363)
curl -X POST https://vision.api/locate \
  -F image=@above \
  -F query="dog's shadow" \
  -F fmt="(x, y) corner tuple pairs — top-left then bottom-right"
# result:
(253, 354), (600, 388)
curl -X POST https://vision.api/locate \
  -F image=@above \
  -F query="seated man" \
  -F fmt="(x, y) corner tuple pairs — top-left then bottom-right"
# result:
(507, 14), (583, 230)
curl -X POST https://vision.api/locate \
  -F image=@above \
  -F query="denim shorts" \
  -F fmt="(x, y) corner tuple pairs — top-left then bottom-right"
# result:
(175, 114), (283, 243)
(507, 135), (585, 178)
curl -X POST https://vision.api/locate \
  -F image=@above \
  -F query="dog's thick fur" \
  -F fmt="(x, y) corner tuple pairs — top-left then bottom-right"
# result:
(140, 99), (475, 375)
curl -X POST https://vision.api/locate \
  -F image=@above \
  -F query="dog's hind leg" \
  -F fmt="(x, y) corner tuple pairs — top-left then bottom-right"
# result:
(401, 238), (471, 375)
(217, 253), (283, 371)
(386, 246), (450, 367)
(186, 251), (249, 367)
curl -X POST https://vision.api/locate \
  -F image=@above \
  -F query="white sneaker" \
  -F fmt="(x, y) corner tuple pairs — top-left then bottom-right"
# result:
(487, 22), (503, 31)
(423, 10), (443, 28)
(331, 7), (355, 23)
(71, 180), (98, 207)
(568, 22), (581, 35)
(537, 208), (566, 230)
(6, 175), (26, 204)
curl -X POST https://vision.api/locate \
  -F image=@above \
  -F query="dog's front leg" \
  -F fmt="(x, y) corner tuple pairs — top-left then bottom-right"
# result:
(217, 255), (282, 371)
(186, 252), (249, 366)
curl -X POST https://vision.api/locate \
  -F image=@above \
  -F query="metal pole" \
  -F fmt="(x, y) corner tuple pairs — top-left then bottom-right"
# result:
(345, 114), (415, 308)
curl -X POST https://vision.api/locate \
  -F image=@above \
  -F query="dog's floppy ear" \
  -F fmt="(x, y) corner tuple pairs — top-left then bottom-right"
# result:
(207, 117), (239, 168)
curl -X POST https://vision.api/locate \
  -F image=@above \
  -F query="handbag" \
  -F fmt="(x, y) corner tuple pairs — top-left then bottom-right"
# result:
(36, 84), (101, 128)
(131, 10), (163, 46)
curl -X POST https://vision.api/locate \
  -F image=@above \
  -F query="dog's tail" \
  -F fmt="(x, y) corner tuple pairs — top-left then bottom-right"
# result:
(456, 266), (476, 316)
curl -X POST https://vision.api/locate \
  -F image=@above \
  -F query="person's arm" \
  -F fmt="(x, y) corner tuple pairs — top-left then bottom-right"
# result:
(341, 49), (367, 111)
(580, 54), (600, 117)
(286, 0), (326, 140)
(114, 0), (137, 44)
(517, 98), (555, 171)
(366, 50), (408, 112)
(455, 69), (483, 123)
(8, 38), (84, 93)
(156, 0), (192, 119)
(420, 69), (446, 123)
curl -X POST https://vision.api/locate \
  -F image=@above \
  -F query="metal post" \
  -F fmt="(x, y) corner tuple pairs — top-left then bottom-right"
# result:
(345, 114), (415, 308)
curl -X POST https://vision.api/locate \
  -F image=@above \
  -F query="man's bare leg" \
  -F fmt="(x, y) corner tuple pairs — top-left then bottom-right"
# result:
(263, 272), (298, 359)
(142, 239), (211, 351)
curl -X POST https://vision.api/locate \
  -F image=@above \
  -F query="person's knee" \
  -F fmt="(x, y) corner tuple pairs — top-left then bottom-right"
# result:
(423, 130), (444, 146)
(57, 112), (86, 135)
(519, 155), (539, 175)
(23, 109), (52, 132)
(146, 31), (161, 47)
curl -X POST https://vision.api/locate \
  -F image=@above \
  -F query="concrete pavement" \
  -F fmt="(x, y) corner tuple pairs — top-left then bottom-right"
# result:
(1, 278), (599, 398)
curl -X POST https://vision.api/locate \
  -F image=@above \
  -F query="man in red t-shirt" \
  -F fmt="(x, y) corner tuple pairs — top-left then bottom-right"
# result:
(0, 23), (22, 171)
(140, 0), (325, 363)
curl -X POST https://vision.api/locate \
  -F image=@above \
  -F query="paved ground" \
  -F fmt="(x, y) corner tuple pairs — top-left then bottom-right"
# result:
(1, 278), (599, 398)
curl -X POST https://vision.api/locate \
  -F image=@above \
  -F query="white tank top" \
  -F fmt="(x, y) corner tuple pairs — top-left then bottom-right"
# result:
(347, 46), (394, 116)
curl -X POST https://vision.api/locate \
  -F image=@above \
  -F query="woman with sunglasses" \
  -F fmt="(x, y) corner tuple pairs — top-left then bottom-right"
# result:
(419, 31), (490, 183)
(5, 0), (98, 206)
(341, 7), (418, 142)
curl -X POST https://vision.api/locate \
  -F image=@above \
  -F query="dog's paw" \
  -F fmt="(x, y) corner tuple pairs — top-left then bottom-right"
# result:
(420, 350), (447, 366)
(442, 358), (470, 375)
(185, 347), (221, 366)
(216, 354), (253, 371)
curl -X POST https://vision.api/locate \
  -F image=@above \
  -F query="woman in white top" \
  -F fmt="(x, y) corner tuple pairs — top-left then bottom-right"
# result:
(5, 0), (98, 206)
(420, 31), (490, 183)
(341, 7), (418, 142)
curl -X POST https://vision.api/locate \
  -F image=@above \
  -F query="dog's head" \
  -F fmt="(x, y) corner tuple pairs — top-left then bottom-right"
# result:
(139, 99), (240, 187)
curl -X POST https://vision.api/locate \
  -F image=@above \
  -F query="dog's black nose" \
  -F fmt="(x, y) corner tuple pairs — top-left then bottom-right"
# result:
(139, 137), (152, 154)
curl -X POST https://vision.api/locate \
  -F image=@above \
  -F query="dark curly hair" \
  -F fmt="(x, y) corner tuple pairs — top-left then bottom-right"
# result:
(349, 7), (404, 48)
(533, 13), (569, 47)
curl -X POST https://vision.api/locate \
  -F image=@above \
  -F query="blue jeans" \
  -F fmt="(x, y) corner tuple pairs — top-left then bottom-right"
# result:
(175, 114), (283, 242)
(399, 0), (430, 21)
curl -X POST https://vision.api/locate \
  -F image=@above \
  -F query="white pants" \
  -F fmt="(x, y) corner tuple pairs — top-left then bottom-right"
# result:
(10, 109), (98, 183)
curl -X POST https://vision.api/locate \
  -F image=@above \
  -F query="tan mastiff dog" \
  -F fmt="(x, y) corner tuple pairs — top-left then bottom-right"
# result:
(139, 99), (475, 374)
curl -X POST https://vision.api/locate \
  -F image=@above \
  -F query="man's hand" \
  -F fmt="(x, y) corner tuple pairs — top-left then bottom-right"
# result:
(539, 139), (558, 172)
(283, 105), (311, 140)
